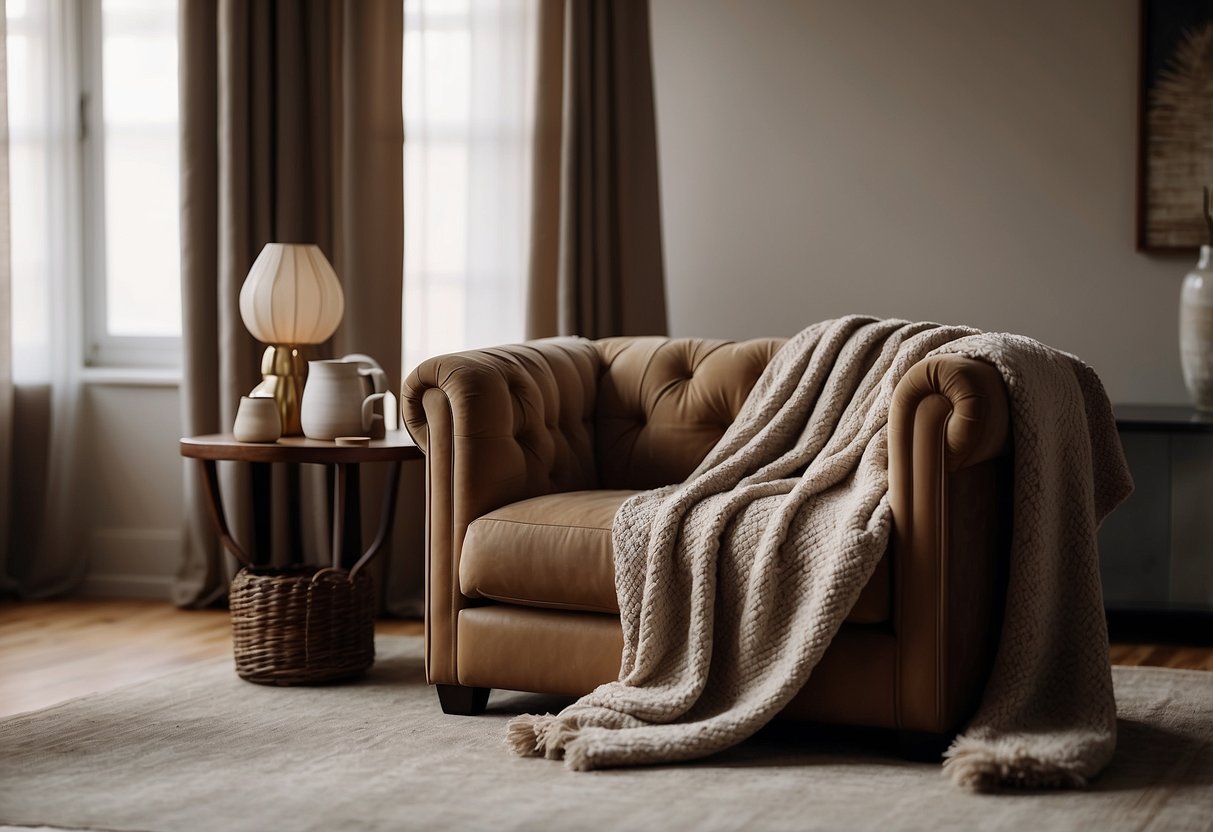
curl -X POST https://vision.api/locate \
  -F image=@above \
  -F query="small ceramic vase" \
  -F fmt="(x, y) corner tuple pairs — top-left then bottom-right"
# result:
(233, 396), (282, 443)
(300, 360), (385, 440)
(1180, 245), (1213, 411)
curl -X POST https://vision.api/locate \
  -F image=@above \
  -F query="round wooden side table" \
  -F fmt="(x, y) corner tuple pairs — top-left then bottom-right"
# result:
(179, 432), (423, 571)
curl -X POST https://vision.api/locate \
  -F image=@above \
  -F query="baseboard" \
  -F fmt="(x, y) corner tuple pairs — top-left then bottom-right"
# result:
(82, 527), (182, 600)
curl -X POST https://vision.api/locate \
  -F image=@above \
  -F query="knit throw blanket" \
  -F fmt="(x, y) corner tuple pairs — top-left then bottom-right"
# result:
(506, 317), (1133, 790)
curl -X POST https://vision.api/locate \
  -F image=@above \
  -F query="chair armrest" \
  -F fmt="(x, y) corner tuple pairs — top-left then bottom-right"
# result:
(887, 353), (1011, 733)
(401, 338), (601, 684)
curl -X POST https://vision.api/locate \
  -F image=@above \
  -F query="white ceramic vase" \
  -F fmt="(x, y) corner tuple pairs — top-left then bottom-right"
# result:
(1180, 245), (1213, 412)
(233, 396), (282, 443)
(300, 360), (385, 440)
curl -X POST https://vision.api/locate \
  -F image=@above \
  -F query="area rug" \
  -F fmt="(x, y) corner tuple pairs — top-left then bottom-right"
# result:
(0, 637), (1209, 832)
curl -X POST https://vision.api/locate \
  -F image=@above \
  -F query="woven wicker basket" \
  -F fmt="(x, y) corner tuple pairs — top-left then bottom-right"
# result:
(229, 565), (375, 686)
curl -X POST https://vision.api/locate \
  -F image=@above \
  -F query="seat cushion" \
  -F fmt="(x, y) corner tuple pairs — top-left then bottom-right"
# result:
(461, 490), (635, 614)
(460, 490), (891, 624)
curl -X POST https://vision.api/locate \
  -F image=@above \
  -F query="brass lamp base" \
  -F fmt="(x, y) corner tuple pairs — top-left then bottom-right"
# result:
(249, 345), (306, 436)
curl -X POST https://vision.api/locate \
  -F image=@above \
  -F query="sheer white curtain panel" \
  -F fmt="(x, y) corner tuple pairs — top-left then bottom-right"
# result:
(4, 0), (85, 595)
(402, 0), (540, 376)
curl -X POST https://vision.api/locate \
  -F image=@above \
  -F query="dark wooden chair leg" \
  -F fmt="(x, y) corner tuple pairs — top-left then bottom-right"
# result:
(896, 730), (952, 762)
(436, 684), (491, 716)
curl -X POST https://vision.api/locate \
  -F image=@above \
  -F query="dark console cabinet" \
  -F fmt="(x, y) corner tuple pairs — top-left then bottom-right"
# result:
(1098, 405), (1213, 619)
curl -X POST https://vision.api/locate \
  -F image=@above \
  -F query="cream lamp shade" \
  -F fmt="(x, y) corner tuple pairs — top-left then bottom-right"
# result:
(239, 243), (345, 345)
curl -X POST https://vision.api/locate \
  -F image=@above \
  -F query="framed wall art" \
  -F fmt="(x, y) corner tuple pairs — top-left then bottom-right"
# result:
(1138, 0), (1213, 252)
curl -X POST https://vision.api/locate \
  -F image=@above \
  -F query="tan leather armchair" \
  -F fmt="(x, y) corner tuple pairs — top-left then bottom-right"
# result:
(403, 336), (1011, 749)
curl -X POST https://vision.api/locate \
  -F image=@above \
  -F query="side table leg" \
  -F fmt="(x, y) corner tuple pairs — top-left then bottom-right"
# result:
(349, 462), (402, 574)
(330, 462), (363, 571)
(285, 463), (302, 563)
(342, 463), (362, 569)
(195, 459), (253, 567)
(331, 463), (346, 571)
(250, 461), (271, 566)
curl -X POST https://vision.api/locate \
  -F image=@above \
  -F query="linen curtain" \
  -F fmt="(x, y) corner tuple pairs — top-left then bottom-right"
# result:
(177, 0), (417, 610)
(1, 0), (87, 597)
(526, 0), (668, 340)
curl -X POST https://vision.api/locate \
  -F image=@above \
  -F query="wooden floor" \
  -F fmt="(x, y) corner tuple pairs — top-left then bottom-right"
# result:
(0, 598), (1208, 720)
(0, 598), (421, 719)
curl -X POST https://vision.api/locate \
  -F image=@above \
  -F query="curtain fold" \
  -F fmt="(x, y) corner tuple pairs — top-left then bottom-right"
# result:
(2, 0), (87, 598)
(526, 0), (668, 340)
(177, 0), (413, 611)
(0, 0), (11, 591)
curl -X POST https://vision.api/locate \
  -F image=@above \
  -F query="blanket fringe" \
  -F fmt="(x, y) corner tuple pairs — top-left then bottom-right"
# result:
(505, 714), (546, 757)
(563, 736), (596, 772)
(506, 714), (584, 762)
(943, 740), (1088, 791)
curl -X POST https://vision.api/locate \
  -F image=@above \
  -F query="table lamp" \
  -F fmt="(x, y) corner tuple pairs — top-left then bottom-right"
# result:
(239, 243), (345, 435)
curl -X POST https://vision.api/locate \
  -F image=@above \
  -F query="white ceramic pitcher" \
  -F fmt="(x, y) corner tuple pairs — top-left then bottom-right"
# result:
(340, 354), (389, 438)
(300, 360), (385, 440)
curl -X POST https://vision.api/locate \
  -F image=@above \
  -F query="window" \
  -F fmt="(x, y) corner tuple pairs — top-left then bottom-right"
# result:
(402, 0), (539, 375)
(86, 1), (180, 348)
(6, 0), (180, 373)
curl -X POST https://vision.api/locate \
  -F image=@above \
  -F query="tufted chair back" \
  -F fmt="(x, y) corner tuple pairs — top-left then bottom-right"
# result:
(592, 337), (786, 490)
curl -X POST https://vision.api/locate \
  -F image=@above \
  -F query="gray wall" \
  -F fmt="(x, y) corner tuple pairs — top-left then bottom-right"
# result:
(78, 384), (184, 597)
(650, 0), (1188, 404)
